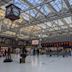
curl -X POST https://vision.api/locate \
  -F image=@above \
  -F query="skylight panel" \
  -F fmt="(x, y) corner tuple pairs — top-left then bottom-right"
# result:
(69, 24), (72, 27)
(38, 24), (47, 29)
(26, 10), (37, 17)
(37, 6), (41, 9)
(64, 17), (71, 24)
(69, 0), (72, 5)
(40, 5), (49, 15)
(30, 10), (36, 17)
(27, 0), (42, 5)
(54, 20), (58, 24)
(58, 20), (64, 25)
(14, 0), (29, 10)
(54, 27), (59, 30)
(61, 26), (68, 29)
(46, 22), (52, 26)
(50, 0), (62, 12)
(21, 13), (29, 21)
(49, 28), (54, 31)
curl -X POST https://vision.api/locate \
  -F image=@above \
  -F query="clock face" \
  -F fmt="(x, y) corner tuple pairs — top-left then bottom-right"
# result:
(7, 7), (11, 15)
(13, 7), (20, 16)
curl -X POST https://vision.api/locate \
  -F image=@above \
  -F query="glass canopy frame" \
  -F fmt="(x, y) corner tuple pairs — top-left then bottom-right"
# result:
(0, 0), (72, 39)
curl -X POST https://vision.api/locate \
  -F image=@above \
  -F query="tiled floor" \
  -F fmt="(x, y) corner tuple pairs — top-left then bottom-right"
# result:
(0, 54), (72, 72)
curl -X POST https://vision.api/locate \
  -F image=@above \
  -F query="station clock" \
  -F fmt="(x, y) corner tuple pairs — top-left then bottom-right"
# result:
(5, 4), (20, 21)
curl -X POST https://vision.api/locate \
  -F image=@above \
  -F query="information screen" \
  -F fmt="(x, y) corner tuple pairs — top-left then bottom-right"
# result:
(32, 40), (39, 45)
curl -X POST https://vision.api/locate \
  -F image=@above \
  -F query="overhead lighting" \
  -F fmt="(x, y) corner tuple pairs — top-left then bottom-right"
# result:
(0, 9), (4, 17)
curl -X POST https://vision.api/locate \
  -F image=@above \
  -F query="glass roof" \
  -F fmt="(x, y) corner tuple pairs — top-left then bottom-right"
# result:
(50, 0), (62, 12)
(0, 0), (72, 39)
(40, 5), (50, 15)
(69, 0), (72, 5)
(64, 17), (72, 24)
(14, 0), (29, 10)
(27, 0), (42, 5)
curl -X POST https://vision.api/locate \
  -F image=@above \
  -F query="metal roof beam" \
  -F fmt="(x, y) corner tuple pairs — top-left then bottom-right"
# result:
(21, 11), (37, 21)
(23, 0), (47, 18)
(22, 10), (71, 26)
(47, 2), (70, 27)
(46, 2), (57, 13)
(60, 19), (70, 27)
(41, 27), (72, 35)
(63, 0), (72, 13)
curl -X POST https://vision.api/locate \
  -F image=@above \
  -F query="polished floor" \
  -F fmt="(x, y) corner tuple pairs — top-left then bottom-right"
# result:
(0, 54), (72, 72)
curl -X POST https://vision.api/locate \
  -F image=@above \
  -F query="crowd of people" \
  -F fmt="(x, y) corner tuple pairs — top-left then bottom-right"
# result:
(0, 47), (72, 57)
(0, 47), (72, 63)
